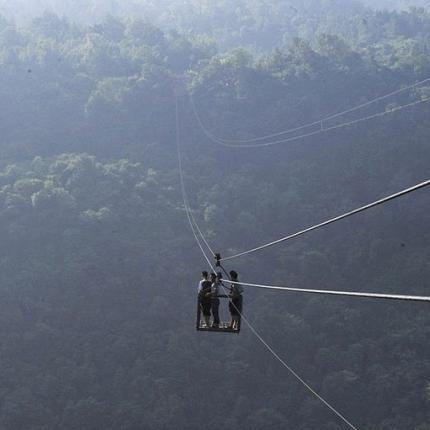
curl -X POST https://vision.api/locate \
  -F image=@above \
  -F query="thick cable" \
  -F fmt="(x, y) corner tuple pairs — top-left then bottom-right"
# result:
(222, 179), (430, 262)
(176, 94), (359, 430)
(227, 280), (430, 303)
(190, 76), (430, 145)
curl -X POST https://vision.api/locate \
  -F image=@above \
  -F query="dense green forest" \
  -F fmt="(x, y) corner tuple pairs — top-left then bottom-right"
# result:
(0, 1), (429, 429)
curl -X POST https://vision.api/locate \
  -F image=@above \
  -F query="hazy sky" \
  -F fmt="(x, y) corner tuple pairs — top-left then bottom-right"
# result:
(1, 0), (429, 25)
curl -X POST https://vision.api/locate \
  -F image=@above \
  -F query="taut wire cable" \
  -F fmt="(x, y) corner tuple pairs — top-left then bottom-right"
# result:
(221, 179), (430, 262)
(226, 280), (430, 303)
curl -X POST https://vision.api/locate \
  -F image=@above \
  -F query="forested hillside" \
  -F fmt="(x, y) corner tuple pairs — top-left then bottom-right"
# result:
(0, 2), (429, 429)
(3, 0), (430, 52)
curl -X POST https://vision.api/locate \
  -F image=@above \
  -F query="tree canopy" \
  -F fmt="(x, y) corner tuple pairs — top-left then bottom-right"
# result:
(0, 2), (429, 429)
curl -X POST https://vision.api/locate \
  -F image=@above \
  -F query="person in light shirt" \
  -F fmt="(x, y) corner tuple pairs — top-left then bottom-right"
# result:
(197, 271), (209, 293)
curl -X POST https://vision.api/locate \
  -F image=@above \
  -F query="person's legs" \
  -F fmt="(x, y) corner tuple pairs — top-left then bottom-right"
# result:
(231, 297), (241, 329)
(233, 315), (240, 329)
(204, 314), (210, 327)
(202, 303), (211, 327)
(211, 299), (220, 326)
(228, 301), (234, 328)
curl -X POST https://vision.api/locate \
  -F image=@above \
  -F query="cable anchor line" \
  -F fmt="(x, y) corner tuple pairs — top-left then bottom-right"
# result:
(227, 280), (430, 303)
(190, 76), (430, 146)
(193, 96), (430, 148)
(221, 179), (430, 262)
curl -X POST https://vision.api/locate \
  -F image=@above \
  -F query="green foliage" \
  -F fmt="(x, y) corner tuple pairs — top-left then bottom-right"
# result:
(0, 4), (429, 430)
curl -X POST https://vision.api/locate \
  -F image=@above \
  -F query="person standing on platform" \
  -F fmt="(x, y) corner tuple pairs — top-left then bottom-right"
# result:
(228, 270), (243, 330)
(210, 272), (221, 328)
(198, 271), (212, 327)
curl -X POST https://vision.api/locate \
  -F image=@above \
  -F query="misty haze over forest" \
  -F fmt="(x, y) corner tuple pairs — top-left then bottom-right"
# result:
(0, 0), (429, 429)
(2, 0), (430, 24)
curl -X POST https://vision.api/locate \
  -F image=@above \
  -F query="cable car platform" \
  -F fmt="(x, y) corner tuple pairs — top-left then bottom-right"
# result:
(197, 321), (240, 333)
(196, 294), (242, 334)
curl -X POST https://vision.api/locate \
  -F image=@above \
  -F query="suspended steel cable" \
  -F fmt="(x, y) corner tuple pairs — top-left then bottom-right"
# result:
(176, 96), (215, 266)
(226, 280), (430, 303)
(188, 206), (216, 257)
(229, 97), (430, 148)
(175, 94), (360, 430)
(190, 76), (430, 146)
(221, 179), (430, 262)
(176, 94), (216, 258)
(192, 93), (430, 148)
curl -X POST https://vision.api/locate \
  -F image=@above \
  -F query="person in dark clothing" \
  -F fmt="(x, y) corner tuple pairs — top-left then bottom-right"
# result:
(210, 272), (221, 327)
(228, 270), (243, 330)
(198, 271), (212, 327)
